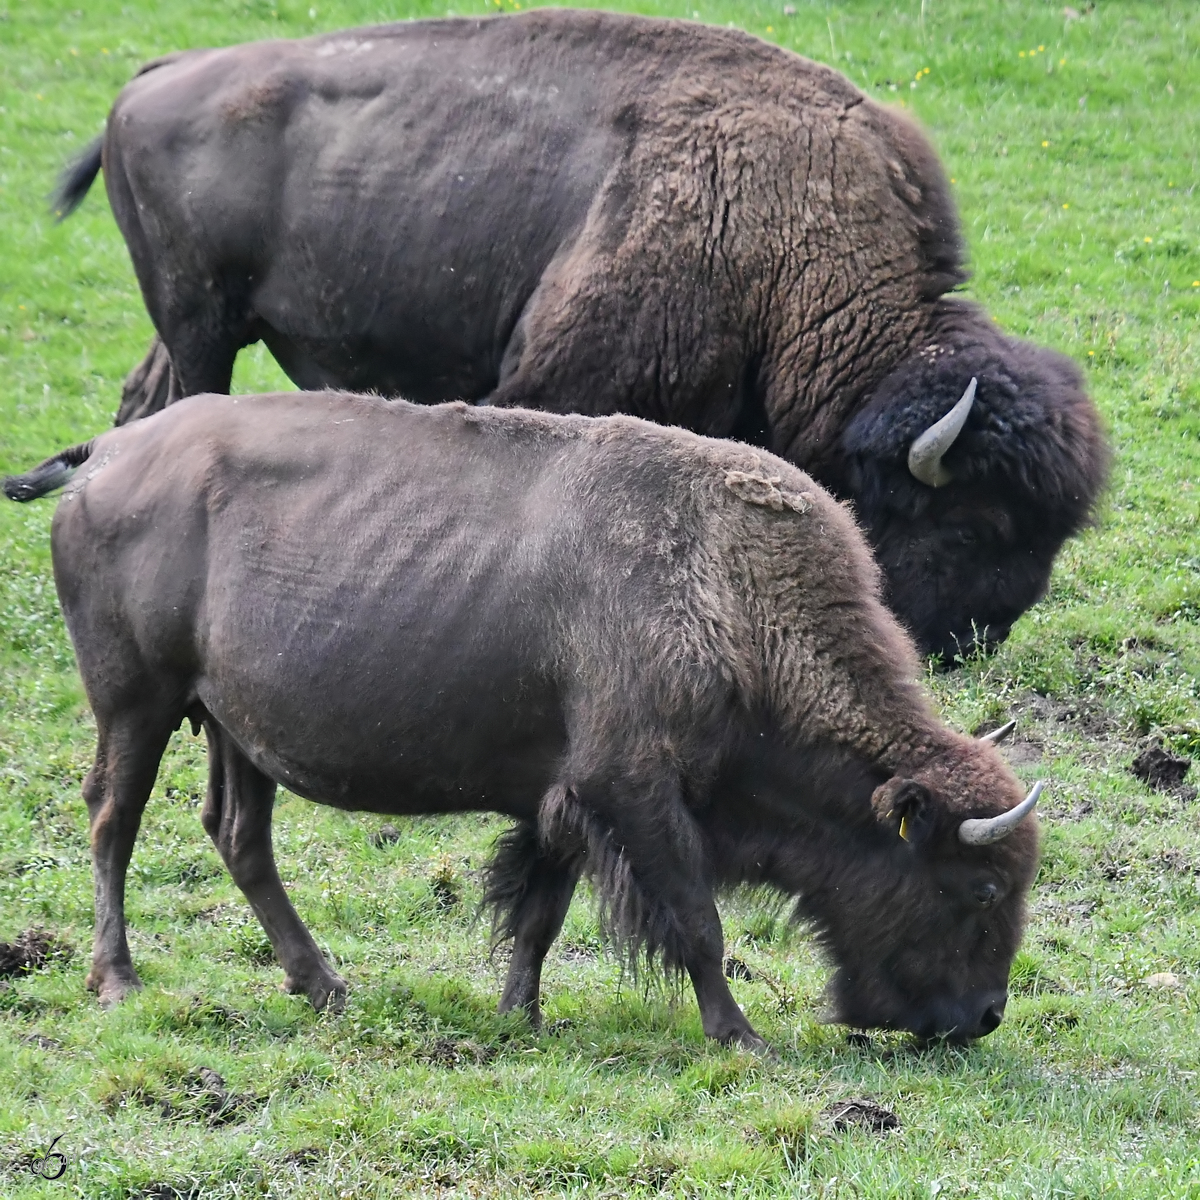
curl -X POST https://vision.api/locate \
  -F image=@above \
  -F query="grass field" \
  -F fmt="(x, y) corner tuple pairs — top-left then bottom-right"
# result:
(2, 1), (1199, 1196)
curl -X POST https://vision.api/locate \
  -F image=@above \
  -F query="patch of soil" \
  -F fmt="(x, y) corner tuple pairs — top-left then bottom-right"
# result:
(420, 1036), (495, 1068)
(160, 1066), (262, 1126)
(1002, 740), (1044, 768)
(130, 1184), (201, 1200)
(281, 1147), (323, 1167)
(1032, 896), (1098, 924)
(191, 902), (240, 925)
(1019, 694), (1115, 739)
(0, 930), (70, 977)
(1040, 794), (1094, 821)
(429, 860), (460, 910)
(1131, 743), (1192, 791)
(371, 823), (401, 847)
(822, 1097), (900, 1134)
(19, 1032), (63, 1050)
(723, 956), (754, 981)
(1156, 848), (1199, 875)
(1098, 856), (1132, 882)
(558, 943), (597, 962)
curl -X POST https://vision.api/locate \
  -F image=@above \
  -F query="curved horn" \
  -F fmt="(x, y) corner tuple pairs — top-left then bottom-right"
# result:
(907, 377), (977, 488)
(979, 720), (1016, 746)
(958, 781), (1044, 847)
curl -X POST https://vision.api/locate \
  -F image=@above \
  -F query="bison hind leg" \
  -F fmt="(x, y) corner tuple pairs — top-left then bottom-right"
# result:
(116, 334), (183, 425)
(83, 708), (178, 1007)
(484, 819), (581, 1026)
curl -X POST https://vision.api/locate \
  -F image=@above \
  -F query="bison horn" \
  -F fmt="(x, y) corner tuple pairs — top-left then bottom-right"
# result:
(958, 781), (1043, 846)
(979, 720), (1016, 745)
(907, 377), (977, 488)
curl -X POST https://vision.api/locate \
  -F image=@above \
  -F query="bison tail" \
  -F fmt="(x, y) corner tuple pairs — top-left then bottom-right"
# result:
(4, 440), (96, 502)
(50, 135), (104, 221)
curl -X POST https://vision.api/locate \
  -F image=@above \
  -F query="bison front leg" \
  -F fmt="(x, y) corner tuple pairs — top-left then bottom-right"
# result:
(82, 714), (175, 1006)
(202, 721), (347, 1011)
(680, 899), (769, 1054)
(485, 822), (581, 1027)
(582, 773), (769, 1054)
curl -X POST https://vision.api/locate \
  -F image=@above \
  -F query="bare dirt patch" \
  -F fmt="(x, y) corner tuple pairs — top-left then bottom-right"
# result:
(822, 1097), (900, 1134)
(1130, 742), (1192, 792)
(0, 930), (70, 977)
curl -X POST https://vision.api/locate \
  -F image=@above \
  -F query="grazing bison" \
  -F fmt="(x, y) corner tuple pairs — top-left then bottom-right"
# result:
(6, 393), (1040, 1045)
(52, 10), (1107, 661)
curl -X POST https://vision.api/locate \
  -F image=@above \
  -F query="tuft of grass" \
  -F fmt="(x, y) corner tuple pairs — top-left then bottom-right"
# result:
(1, 1), (1199, 1196)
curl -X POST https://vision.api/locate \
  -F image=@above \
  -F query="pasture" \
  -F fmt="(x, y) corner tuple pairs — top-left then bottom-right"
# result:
(1, 0), (1198, 1195)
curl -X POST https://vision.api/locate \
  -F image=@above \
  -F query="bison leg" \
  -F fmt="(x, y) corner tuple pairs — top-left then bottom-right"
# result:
(581, 775), (769, 1053)
(83, 713), (175, 1007)
(115, 334), (183, 425)
(201, 721), (347, 1011)
(485, 822), (581, 1027)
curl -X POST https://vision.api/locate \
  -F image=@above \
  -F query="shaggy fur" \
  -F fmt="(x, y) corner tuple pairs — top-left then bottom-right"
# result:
(21, 392), (1040, 1046)
(48, 9), (1106, 657)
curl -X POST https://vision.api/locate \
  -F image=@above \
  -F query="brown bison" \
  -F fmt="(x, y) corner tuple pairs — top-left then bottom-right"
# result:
(7, 394), (1040, 1045)
(51, 10), (1107, 662)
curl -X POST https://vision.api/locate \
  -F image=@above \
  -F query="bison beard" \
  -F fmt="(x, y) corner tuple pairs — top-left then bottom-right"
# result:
(48, 10), (1107, 660)
(13, 392), (1040, 1048)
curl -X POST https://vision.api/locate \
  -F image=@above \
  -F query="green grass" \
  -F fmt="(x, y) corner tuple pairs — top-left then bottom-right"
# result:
(2, 1), (1199, 1195)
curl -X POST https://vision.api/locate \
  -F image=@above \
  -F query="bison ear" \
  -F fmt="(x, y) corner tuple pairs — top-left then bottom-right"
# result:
(871, 778), (935, 846)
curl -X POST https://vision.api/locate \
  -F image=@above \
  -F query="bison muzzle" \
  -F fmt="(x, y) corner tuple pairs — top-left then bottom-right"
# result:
(8, 394), (1041, 1046)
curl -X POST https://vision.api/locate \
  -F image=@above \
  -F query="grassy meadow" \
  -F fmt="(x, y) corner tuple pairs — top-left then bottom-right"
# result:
(2, 0), (1199, 1195)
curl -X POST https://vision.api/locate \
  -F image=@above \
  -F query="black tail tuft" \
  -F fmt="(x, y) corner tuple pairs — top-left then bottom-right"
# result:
(4, 440), (96, 502)
(50, 136), (104, 222)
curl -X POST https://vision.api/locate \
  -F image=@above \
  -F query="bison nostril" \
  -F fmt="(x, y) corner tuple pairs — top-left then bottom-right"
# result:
(977, 1002), (1004, 1035)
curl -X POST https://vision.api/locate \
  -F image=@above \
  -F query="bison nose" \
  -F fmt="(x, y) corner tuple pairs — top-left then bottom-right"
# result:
(967, 991), (1007, 1038)
(977, 1000), (1004, 1036)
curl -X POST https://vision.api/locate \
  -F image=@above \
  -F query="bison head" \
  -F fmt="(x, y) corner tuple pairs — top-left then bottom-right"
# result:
(782, 735), (1040, 1041)
(839, 301), (1108, 662)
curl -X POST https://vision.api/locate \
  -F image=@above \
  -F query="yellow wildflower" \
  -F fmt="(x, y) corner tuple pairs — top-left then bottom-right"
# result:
(1144, 237), (1152, 243)
(1062, 203), (1070, 209)
(1019, 51), (1026, 57)
(1042, 140), (1049, 147)
(1038, 45), (1045, 51)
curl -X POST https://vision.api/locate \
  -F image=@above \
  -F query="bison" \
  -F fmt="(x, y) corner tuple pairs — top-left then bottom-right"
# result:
(51, 10), (1107, 662)
(6, 392), (1041, 1045)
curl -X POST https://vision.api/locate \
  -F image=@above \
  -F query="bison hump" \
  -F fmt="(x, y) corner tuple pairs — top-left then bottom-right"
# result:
(723, 469), (813, 515)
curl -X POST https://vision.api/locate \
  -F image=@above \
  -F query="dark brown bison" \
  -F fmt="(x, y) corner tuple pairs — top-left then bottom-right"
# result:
(7, 393), (1040, 1045)
(51, 10), (1107, 662)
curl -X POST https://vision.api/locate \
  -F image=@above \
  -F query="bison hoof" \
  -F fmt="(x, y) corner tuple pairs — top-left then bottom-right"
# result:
(285, 969), (348, 1013)
(87, 967), (143, 1008)
(723, 1027), (773, 1057)
(497, 988), (541, 1028)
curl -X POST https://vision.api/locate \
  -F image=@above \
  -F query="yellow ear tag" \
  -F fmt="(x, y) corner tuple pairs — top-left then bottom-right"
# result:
(899, 815), (911, 842)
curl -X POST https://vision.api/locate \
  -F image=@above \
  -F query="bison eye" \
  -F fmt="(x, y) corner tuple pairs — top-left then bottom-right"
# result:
(973, 881), (999, 908)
